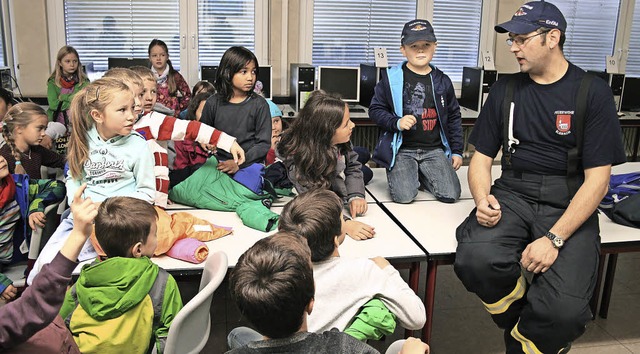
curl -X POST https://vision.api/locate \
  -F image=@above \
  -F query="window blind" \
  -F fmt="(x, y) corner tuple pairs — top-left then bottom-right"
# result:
(64, 0), (180, 73)
(552, 0), (620, 71)
(312, 0), (417, 67)
(625, 0), (640, 77)
(431, 0), (483, 82)
(0, 12), (5, 67)
(197, 0), (255, 67)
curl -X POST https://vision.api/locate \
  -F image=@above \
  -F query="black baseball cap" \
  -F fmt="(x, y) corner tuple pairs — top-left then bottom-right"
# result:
(401, 19), (437, 45)
(495, 0), (567, 34)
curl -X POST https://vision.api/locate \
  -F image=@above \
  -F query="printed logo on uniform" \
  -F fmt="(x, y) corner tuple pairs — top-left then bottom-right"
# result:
(555, 113), (572, 136)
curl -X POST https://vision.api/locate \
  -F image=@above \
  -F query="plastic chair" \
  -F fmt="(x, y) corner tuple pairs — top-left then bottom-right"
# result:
(164, 251), (228, 354)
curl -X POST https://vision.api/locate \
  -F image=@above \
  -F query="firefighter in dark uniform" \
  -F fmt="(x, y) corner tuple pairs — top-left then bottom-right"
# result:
(454, 1), (627, 353)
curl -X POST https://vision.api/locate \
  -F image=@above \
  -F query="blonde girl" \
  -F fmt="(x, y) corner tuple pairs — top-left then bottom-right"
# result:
(28, 77), (155, 284)
(0, 102), (65, 178)
(46, 46), (89, 123)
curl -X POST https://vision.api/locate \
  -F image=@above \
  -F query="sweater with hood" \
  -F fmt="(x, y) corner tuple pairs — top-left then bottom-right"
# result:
(59, 257), (183, 354)
(65, 127), (156, 210)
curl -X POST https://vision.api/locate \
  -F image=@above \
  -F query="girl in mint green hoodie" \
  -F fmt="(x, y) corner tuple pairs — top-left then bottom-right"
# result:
(29, 77), (156, 285)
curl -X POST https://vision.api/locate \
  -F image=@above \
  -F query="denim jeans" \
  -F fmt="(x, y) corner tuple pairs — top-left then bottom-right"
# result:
(387, 148), (461, 203)
(227, 326), (263, 350)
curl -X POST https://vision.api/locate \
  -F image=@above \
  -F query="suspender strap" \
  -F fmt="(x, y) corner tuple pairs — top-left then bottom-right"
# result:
(566, 74), (594, 196)
(502, 77), (517, 168)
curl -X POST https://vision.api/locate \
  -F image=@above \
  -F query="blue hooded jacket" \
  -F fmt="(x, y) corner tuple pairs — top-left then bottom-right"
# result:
(368, 62), (463, 169)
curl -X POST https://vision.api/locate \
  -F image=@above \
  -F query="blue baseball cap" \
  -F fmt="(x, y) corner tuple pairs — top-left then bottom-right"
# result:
(401, 19), (437, 45)
(266, 99), (282, 118)
(495, 1), (566, 35)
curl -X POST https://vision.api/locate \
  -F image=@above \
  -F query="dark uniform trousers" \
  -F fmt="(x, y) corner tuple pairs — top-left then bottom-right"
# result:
(454, 170), (599, 353)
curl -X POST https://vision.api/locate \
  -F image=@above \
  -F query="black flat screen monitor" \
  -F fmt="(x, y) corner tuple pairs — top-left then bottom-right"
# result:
(201, 65), (218, 84)
(621, 77), (640, 112)
(107, 58), (150, 69)
(200, 65), (272, 100)
(459, 67), (482, 112)
(359, 64), (387, 108)
(318, 66), (360, 103)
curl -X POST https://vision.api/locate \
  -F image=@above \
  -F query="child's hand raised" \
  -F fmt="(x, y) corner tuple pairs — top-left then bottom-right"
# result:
(70, 183), (99, 237)
(229, 141), (246, 166)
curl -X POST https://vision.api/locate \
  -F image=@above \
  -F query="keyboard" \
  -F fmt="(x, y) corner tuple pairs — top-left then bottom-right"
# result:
(350, 108), (366, 113)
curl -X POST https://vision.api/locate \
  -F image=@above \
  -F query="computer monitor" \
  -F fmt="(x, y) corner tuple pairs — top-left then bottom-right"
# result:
(459, 67), (482, 112)
(107, 58), (150, 70)
(201, 65), (218, 83)
(200, 65), (272, 99)
(621, 77), (640, 112)
(318, 66), (360, 103)
(359, 63), (387, 108)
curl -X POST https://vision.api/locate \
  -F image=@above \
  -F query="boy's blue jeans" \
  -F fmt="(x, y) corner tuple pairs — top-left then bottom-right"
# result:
(387, 148), (461, 203)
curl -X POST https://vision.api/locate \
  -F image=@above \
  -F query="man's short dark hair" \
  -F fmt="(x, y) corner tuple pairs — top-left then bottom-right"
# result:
(278, 189), (343, 262)
(230, 232), (315, 339)
(95, 197), (158, 257)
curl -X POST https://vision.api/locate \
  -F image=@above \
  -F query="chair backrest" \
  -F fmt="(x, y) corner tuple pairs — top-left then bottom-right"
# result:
(164, 251), (228, 354)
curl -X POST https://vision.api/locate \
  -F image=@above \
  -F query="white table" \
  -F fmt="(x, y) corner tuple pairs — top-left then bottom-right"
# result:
(272, 188), (377, 207)
(75, 204), (425, 278)
(366, 165), (502, 203)
(591, 163), (640, 319)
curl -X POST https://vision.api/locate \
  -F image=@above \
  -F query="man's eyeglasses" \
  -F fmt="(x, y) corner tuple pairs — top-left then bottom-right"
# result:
(506, 30), (550, 47)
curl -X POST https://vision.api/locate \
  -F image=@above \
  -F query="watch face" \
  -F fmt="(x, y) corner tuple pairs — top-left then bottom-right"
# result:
(554, 238), (564, 248)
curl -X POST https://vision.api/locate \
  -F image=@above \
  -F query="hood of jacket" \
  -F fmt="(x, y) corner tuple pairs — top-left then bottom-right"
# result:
(75, 257), (159, 321)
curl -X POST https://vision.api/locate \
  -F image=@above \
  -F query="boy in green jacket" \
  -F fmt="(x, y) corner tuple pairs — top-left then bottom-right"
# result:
(59, 197), (183, 354)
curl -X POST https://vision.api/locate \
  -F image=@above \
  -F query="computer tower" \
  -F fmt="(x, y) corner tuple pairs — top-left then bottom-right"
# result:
(0, 67), (12, 91)
(290, 64), (315, 111)
(482, 69), (498, 106)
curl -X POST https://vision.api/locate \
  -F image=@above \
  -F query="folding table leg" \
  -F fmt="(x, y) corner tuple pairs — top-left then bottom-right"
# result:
(599, 254), (619, 319)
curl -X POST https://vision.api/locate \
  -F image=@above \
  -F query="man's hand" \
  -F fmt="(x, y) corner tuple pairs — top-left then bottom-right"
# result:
(229, 141), (246, 166)
(217, 160), (240, 174)
(28, 212), (46, 230)
(349, 198), (367, 218)
(521, 237), (559, 273)
(371, 256), (391, 269)
(344, 219), (375, 240)
(475, 194), (501, 227)
(452, 156), (462, 171)
(41, 135), (54, 150)
(1, 284), (17, 302)
(398, 115), (417, 131)
(70, 183), (99, 237)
